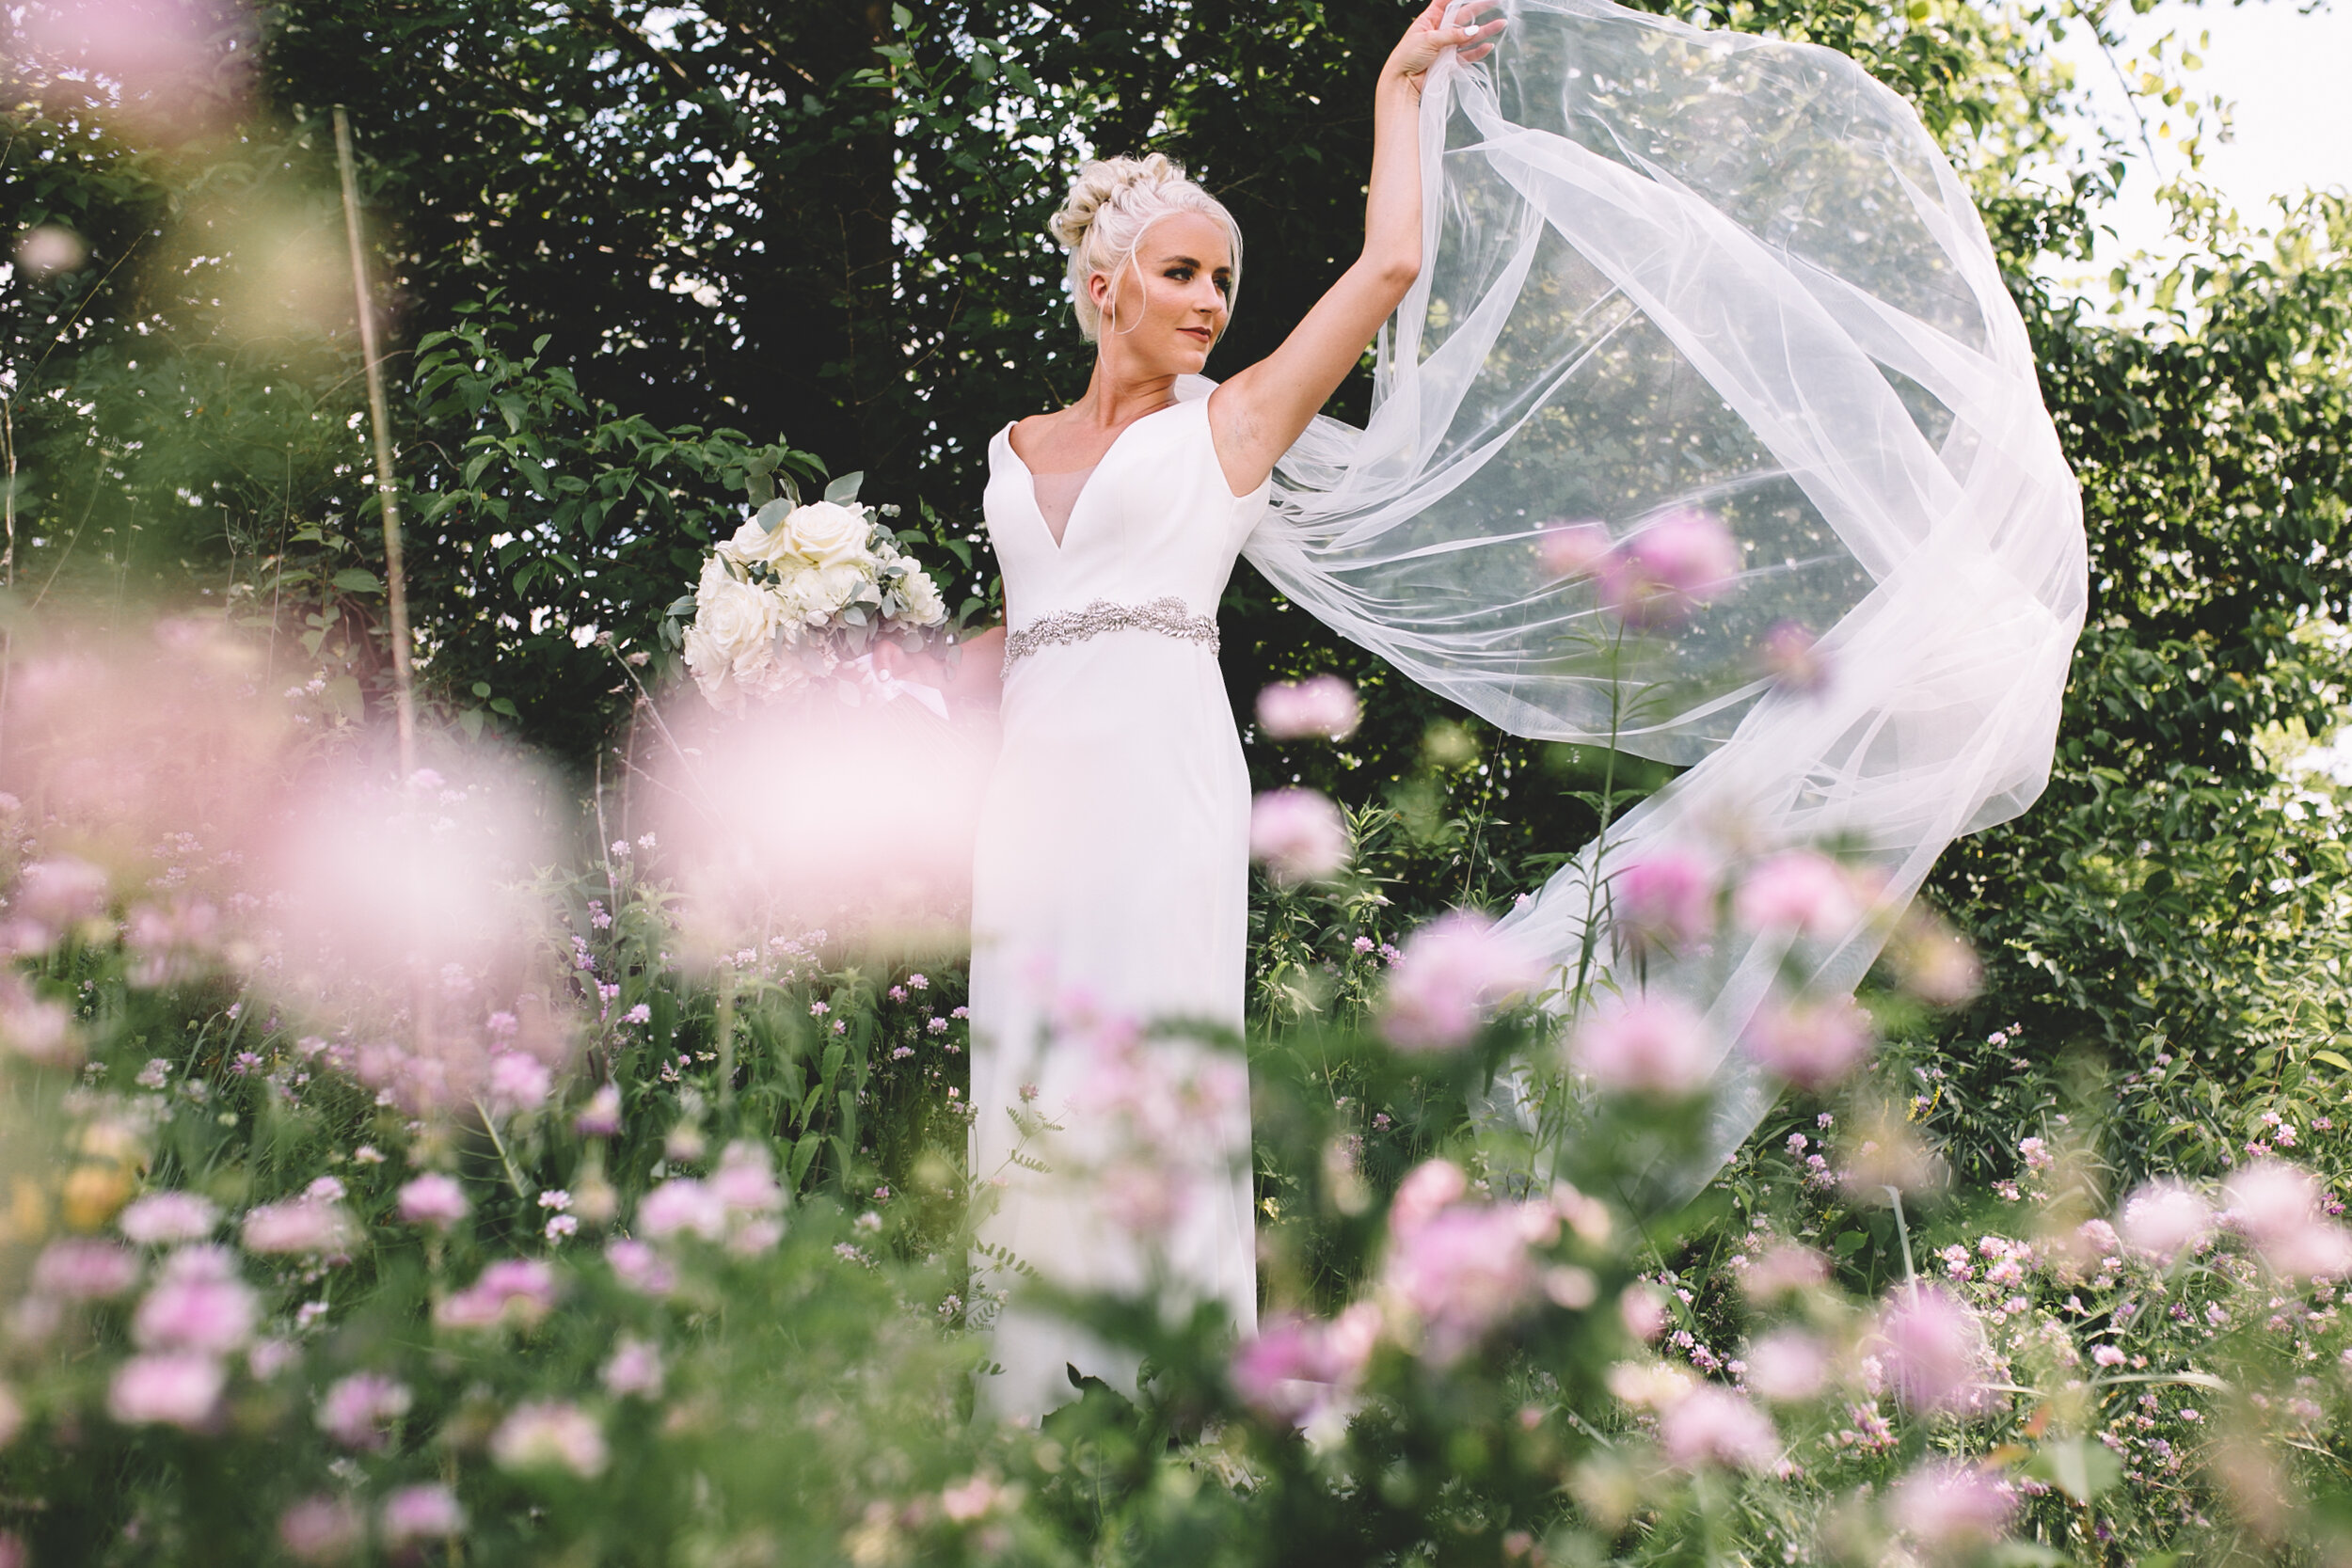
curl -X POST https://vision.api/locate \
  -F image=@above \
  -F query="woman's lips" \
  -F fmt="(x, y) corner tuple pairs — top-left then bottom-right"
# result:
(1180, 326), (1213, 342)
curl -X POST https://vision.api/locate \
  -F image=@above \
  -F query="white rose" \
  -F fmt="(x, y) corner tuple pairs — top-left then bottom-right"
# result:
(896, 568), (946, 627)
(681, 623), (735, 705)
(718, 509), (795, 569)
(692, 563), (779, 670)
(779, 501), (874, 570)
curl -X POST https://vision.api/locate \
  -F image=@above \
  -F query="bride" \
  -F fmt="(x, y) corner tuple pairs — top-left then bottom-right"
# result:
(950, 2), (1505, 1422)
(931, 0), (2082, 1424)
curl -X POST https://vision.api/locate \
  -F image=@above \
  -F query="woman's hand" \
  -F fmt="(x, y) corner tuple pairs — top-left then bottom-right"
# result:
(1205, 2), (1504, 493)
(1388, 0), (1505, 94)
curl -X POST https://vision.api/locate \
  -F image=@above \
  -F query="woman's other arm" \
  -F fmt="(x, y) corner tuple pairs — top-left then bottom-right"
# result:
(1208, 0), (1502, 493)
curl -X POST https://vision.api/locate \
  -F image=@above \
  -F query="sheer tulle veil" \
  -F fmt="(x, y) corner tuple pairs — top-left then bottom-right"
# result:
(1211, 0), (2086, 1194)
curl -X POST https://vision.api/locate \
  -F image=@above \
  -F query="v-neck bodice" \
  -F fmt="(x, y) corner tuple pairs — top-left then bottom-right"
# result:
(1028, 465), (1096, 546)
(984, 391), (1271, 647)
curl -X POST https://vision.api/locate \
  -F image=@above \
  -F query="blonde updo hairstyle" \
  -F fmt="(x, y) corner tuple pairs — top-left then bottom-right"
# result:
(1049, 153), (1243, 343)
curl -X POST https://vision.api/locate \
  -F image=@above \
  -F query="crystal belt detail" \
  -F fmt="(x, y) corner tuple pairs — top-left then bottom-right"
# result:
(1002, 596), (1220, 668)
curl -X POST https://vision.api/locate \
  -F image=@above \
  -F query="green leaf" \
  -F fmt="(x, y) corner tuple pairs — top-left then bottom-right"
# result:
(2026, 1436), (2122, 1504)
(789, 1132), (822, 1187)
(331, 568), (383, 594)
(823, 470), (865, 504)
(2312, 1050), (2352, 1072)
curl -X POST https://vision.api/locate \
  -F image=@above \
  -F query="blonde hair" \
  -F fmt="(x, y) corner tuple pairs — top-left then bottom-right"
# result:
(1049, 153), (1243, 342)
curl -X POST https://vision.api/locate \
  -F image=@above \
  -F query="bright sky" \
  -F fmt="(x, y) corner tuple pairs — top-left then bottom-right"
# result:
(2047, 0), (2352, 285)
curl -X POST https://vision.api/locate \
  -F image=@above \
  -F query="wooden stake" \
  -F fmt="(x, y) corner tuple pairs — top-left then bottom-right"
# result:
(333, 105), (418, 780)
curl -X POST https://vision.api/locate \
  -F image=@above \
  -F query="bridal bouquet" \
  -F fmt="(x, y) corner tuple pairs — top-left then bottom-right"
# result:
(676, 473), (950, 713)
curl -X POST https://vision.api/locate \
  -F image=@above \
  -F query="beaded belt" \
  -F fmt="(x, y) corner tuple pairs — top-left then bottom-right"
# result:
(1001, 596), (1220, 669)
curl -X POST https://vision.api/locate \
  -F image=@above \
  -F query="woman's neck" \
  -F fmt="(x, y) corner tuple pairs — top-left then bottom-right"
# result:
(1071, 362), (1180, 429)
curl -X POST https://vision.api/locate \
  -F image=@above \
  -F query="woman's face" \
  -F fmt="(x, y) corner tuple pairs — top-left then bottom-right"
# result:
(1089, 209), (1232, 376)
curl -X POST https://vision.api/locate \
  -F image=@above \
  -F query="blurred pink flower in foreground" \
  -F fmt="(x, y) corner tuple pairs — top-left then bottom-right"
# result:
(241, 1193), (358, 1259)
(316, 1371), (412, 1451)
(1569, 994), (1711, 1097)
(1733, 849), (1868, 940)
(1376, 911), (1542, 1051)
(646, 693), (986, 960)
(436, 1258), (561, 1330)
(1758, 620), (1831, 693)
(1613, 848), (1715, 952)
(1255, 675), (1360, 741)
(118, 1191), (220, 1245)
(2221, 1161), (2352, 1278)
(606, 1237), (677, 1296)
(1657, 1384), (1779, 1471)
(1740, 996), (1875, 1091)
(395, 1173), (469, 1228)
(107, 1351), (224, 1429)
(1875, 1285), (1993, 1416)
(1743, 1327), (1830, 1403)
(1599, 509), (1741, 629)
(1231, 1303), (1380, 1423)
(380, 1483), (466, 1544)
(278, 1495), (363, 1564)
(491, 1399), (609, 1478)
(1249, 788), (1350, 885)
(1377, 1159), (1556, 1365)
(2118, 1178), (2212, 1265)
(132, 1246), (257, 1354)
(1739, 1243), (1831, 1303)
(1889, 1459), (2018, 1557)
(31, 1239), (140, 1300)
(6, 0), (250, 142)
(602, 1337), (664, 1399)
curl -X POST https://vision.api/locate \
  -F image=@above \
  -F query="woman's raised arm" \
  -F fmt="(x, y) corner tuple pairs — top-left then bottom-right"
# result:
(1207, 0), (1502, 494)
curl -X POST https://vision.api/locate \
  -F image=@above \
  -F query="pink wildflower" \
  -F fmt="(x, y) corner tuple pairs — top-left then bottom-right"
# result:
(396, 1173), (469, 1228)
(2118, 1179), (2212, 1265)
(605, 1237), (677, 1296)
(2222, 1161), (2352, 1278)
(1538, 520), (1614, 579)
(31, 1238), (140, 1300)
(131, 1246), (258, 1354)
(574, 1083), (623, 1137)
(107, 1352), (225, 1429)
(1733, 849), (1866, 939)
(1744, 1328), (1830, 1403)
(1381, 1202), (1542, 1365)
(1888, 1459), (2017, 1555)
(638, 1177), (728, 1243)
(118, 1191), (221, 1246)
(1595, 508), (1740, 628)
(486, 1051), (552, 1116)
(1758, 620), (1831, 693)
(379, 1484), (465, 1544)
(1255, 675), (1361, 741)
(1741, 996), (1874, 1091)
(1658, 1385), (1778, 1470)
(278, 1495), (363, 1563)
(1613, 848), (1716, 951)
(1248, 788), (1350, 885)
(1876, 1286), (1991, 1416)
(435, 1258), (561, 1330)
(490, 1399), (609, 1478)
(601, 1336), (664, 1399)
(1377, 911), (1542, 1051)
(241, 1196), (357, 1258)
(1570, 994), (1711, 1097)
(316, 1371), (412, 1450)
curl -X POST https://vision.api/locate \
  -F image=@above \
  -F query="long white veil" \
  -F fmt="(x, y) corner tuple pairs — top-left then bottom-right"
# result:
(1233, 0), (2087, 1190)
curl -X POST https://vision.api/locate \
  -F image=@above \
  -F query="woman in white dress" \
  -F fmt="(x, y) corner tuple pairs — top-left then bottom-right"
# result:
(949, 2), (1506, 1423)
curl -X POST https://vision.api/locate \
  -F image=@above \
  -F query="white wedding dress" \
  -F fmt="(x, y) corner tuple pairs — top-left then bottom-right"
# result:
(966, 388), (1267, 1422)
